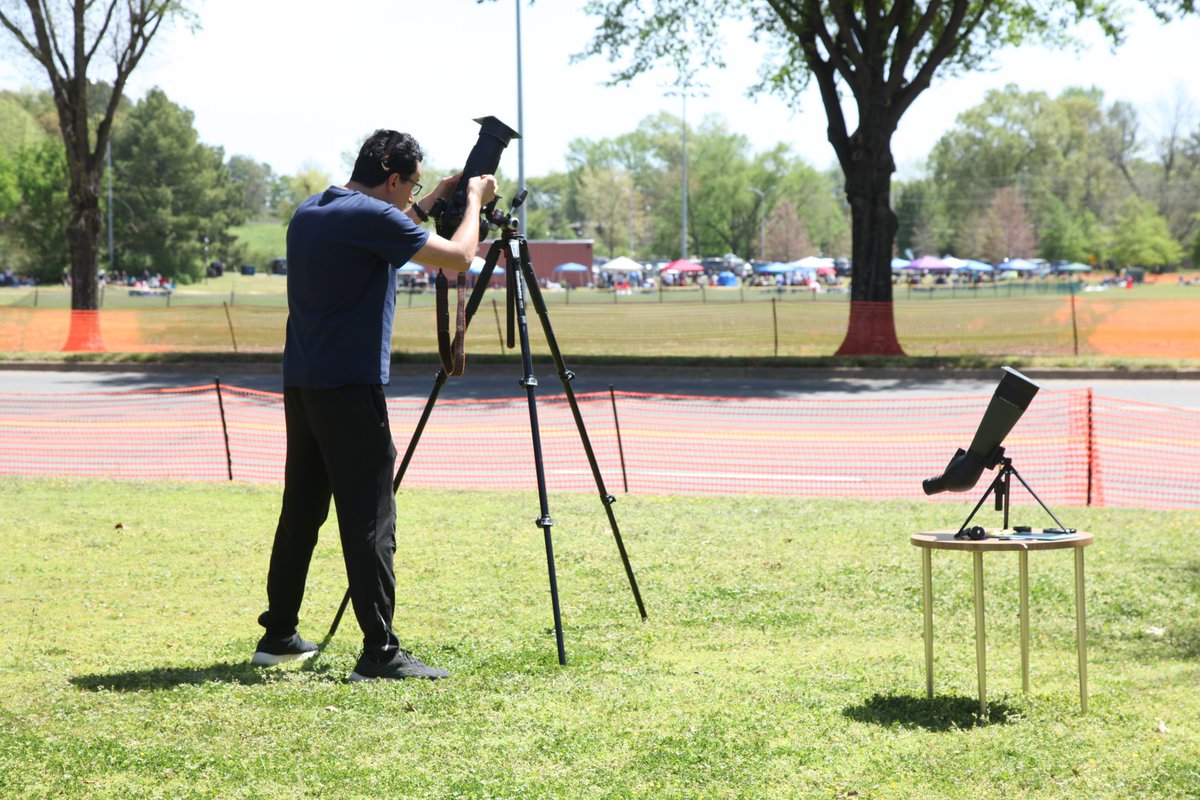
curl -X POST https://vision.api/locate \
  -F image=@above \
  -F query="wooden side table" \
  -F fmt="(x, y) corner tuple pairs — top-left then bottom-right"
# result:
(911, 530), (1094, 715)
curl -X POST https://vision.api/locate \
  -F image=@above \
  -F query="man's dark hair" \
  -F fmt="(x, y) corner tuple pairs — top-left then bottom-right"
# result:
(350, 129), (423, 188)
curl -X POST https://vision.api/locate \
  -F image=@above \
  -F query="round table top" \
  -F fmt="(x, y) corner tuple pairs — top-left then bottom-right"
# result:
(911, 530), (1093, 552)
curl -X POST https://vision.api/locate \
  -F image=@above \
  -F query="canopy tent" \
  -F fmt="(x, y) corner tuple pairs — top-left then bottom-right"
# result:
(957, 259), (995, 273)
(396, 262), (426, 274)
(999, 258), (1039, 272)
(716, 270), (739, 286)
(552, 261), (590, 286)
(891, 258), (910, 271)
(940, 256), (968, 270)
(903, 255), (952, 271)
(757, 262), (807, 274)
(661, 258), (705, 273)
(1055, 262), (1093, 273)
(599, 256), (644, 274)
(789, 255), (835, 270)
(467, 256), (488, 274)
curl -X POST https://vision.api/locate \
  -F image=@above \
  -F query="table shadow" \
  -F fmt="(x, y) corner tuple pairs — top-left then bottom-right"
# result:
(843, 692), (1017, 730)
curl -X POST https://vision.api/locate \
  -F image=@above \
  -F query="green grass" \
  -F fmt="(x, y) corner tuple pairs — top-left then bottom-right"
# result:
(229, 220), (288, 268)
(1, 478), (1197, 798)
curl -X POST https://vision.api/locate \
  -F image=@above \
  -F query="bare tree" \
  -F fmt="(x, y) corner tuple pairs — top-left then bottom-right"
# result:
(0, 1), (189, 311)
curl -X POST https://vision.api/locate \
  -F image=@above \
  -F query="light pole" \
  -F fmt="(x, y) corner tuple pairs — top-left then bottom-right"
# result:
(749, 187), (766, 262)
(664, 77), (705, 261)
(681, 93), (688, 259)
(515, 0), (526, 237)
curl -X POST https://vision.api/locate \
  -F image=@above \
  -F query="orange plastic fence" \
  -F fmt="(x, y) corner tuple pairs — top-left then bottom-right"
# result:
(0, 385), (1196, 509)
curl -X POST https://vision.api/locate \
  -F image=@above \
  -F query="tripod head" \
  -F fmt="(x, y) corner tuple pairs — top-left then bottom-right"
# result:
(484, 189), (528, 235)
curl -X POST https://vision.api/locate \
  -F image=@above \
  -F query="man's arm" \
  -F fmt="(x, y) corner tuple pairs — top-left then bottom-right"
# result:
(411, 174), (498, 272)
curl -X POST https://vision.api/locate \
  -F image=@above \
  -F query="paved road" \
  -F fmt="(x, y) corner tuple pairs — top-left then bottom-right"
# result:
(2, 363), (1198, 407)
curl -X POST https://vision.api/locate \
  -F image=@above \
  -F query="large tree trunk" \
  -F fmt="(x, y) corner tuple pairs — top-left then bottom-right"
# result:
(834, 124), (905, 356)
(62, 171), (105, 350)
(67, 175), (103, 310)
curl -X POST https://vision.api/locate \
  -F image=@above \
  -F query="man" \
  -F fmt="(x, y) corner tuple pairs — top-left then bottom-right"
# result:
(251, 129), (497, 681)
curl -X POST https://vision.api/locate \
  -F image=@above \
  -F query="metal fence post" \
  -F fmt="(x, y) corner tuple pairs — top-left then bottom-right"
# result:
(222, 302), (239, 353)
(609, 385), (629, 493)
(771, 297), (779, 357)
(214, 377), (234, 481)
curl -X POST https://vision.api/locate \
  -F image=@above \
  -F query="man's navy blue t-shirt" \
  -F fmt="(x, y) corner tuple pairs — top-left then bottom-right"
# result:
(282, 187), (430, 388)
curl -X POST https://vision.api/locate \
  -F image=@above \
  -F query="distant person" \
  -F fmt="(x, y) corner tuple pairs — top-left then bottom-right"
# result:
(251, 129), (496, 682)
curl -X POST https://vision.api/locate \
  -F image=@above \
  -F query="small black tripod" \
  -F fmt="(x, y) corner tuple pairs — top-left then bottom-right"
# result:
(327, 195), (647, 665)
(955, 447), (1071, 539)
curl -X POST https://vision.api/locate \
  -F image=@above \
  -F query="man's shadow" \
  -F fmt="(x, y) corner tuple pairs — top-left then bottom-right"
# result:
(843, 692), (1018, 730)
(70, 657), (337, 692)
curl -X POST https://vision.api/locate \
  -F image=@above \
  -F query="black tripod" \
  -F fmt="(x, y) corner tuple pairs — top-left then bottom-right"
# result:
(327, 201), (647, 665)
(955, 448), (1071, 539)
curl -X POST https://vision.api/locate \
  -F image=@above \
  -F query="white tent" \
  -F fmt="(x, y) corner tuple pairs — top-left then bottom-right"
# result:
(598, 256), (644, 274)
(788, 255), (835, 270)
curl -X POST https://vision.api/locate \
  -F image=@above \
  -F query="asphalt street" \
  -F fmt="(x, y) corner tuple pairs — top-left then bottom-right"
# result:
(1, 363), (1198, 407)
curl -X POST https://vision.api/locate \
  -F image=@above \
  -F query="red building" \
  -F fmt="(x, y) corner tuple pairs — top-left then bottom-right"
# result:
(475, 239), (594, 286)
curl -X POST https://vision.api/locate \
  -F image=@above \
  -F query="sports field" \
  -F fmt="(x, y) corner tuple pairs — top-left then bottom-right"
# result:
(2, 278), (1199, 361)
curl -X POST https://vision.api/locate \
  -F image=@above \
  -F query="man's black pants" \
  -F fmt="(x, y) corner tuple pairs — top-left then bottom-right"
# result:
(259, 384), (400, 658)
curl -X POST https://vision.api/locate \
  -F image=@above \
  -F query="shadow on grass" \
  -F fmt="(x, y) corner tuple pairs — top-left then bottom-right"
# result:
(843, 692), (1018, 730)
(70, 658), (338, 692)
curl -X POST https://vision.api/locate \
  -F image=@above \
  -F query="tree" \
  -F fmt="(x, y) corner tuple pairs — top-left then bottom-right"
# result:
(1038, 196), (1102, 264)
(227, 155), (276, 221)
(955, 186), (1036, 263)
(1110, 196), (1183, 269)
(0, 0), (190, 311)
(110, 88), (242, 282)
(3, 137), (71, 279)
(275, 165), (333, 223)
(764, 199), (812, 260)
(579, 0), (1172, 355)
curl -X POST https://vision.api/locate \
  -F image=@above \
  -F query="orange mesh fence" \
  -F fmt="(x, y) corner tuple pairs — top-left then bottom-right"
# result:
(0, 385), (232, 481)
(5, 295), (1200, 357)
(1090, 396), (1200, 509)
(1, 384), (1198, 509)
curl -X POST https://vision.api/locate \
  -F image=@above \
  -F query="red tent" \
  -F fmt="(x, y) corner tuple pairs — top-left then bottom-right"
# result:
(662, 259), (705, 273)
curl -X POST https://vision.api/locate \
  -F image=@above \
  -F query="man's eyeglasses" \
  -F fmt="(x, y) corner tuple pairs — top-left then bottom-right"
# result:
(380, 154), (422, 196)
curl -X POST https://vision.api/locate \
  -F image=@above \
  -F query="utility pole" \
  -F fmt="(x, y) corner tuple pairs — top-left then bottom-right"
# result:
(749, 187), (766, 262)
(515, 0), (526, 237)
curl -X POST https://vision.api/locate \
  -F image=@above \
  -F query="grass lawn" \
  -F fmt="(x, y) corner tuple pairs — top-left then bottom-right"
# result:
(0, 479), (1197, 798)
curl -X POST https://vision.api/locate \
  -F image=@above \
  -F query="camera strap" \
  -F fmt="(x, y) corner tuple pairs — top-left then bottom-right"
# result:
(435, 268), (466, 376)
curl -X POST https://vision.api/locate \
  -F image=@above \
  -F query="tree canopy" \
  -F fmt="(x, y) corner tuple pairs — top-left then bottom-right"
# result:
(579, 0), (1193, 353)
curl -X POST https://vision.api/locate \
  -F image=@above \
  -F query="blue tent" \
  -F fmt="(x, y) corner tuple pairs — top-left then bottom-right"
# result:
(553, 262), (589, 272)
(716, 270), (739, 286)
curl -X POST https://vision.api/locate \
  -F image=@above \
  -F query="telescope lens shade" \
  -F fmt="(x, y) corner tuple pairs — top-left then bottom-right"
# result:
(923, 367), (1041, 494)
(967, 367), (1040, 458)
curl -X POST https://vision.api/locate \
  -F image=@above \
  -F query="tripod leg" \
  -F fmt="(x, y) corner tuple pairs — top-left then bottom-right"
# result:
(325, 245), (507, 643)
(507, 239), (567, 665)
(519, 240), (647, 620)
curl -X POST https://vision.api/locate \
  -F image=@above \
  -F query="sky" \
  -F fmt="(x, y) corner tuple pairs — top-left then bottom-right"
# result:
(2, 0), (1199, 184)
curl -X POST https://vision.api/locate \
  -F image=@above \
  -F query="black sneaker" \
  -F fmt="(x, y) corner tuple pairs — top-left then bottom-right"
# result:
(251, 633), (319, 666)
(349, 649), (449, 681)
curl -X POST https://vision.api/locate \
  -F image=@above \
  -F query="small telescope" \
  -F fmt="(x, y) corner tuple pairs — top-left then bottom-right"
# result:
(923, 367), (1041, 495)
(431, 116), (521, 239)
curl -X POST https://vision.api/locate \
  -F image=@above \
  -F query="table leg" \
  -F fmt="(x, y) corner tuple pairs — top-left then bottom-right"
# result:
(973, 551), (987, 717)
(1019, 550), (1030, 693)
(1075, 547), (1089, 714)
(922, 548), (933, 699)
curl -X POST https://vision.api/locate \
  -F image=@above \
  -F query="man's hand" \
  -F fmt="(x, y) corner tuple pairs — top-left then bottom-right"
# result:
(430, 173), (462, 202)
(468, 174), (498, 206)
